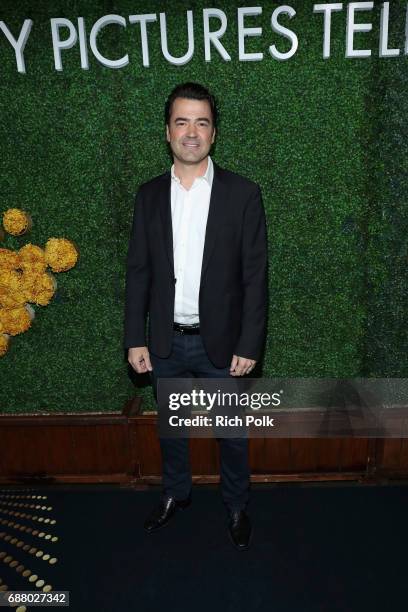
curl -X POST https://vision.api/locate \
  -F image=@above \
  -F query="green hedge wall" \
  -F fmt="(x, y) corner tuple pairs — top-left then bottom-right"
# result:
(0, 0), (407, 413)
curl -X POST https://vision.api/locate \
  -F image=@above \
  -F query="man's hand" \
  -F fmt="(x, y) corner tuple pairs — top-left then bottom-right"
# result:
(230, 354), (256, 376)
(128, 347), (152, 374)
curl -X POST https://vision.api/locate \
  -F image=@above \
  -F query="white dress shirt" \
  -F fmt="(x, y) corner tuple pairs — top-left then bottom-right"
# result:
(170, 155), (214, 324)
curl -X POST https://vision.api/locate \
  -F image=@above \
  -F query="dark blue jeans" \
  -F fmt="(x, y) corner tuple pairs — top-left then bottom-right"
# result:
(150, 333), (250, 512)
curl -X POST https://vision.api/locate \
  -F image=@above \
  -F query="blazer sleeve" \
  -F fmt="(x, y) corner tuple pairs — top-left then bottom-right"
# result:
(124, 186), (151, 349)
(234, 184), (268, 361)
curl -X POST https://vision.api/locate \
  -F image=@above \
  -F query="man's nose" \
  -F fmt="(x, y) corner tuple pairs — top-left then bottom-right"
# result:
(186, 123), (198, 137)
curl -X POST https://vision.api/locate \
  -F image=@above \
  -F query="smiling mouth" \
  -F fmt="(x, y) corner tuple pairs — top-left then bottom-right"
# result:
(183, 143), (200, 148)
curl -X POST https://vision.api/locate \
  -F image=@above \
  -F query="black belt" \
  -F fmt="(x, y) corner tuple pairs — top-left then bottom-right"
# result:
(173, 322), (200, 335)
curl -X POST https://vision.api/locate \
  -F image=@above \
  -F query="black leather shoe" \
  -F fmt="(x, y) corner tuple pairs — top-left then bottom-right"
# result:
(144, 494), (191, 533)
(228, 510), (252, 550)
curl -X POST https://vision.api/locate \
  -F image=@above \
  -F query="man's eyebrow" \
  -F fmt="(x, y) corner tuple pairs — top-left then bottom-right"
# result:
(174, 116), (211, 123)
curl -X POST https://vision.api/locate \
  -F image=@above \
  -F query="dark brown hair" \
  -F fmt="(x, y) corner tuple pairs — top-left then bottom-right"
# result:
(164, 82), (218, 128)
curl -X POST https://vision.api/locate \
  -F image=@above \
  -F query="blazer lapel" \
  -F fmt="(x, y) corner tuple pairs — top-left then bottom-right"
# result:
(158, 160), (229, 278)
(201, 161), (228, 277)
(158, 170), (174, 275)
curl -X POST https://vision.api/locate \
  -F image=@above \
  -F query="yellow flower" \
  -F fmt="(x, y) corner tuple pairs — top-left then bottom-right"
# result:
(0, 269), (26, 308)
(18, 243), (47, 273)
(0, 305), (33, 336)
(0, 248), (20, 271)
(45, 238), (79, 272)
(21, 270), (57, 306)
(0, 333), (9, 357)
(2, 208), (32, 236)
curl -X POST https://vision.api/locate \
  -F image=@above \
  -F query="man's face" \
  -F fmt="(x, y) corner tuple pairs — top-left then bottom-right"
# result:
(166, 97), (216, 165)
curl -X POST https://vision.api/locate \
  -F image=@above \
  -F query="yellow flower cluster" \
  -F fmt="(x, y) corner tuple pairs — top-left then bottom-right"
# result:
(0, 209), (79, 357)
(45, 237), (79, 272)
(2, 208), (32, 236)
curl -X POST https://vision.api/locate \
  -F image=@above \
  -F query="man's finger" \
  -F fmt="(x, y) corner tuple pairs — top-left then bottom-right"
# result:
(230, 354), (239, 372)
(231, 357), (241, 375)
(144, 354), (153, 372)
(234, 358), (246, 376)
(135, 360), (146, 373)
(139, 359), (147, 371)
(129, 356), (147, 374)
(245, 363), (254, 375)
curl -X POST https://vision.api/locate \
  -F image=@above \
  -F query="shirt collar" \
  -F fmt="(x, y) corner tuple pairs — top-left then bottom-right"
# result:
(171, 155), (214, 188)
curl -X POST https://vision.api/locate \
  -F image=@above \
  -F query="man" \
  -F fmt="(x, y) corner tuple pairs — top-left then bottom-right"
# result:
(124, 82), (267, 550)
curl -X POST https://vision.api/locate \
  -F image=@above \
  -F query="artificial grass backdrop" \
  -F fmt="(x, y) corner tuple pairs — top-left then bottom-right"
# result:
(1, 1), (407, 413)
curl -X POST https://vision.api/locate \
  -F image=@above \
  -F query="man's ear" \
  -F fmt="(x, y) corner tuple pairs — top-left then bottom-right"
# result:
(211, 127), (216, 144)
(166, 124), (170, 142)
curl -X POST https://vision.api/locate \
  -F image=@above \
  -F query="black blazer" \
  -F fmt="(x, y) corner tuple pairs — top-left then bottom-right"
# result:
(124, 160), (268, 368)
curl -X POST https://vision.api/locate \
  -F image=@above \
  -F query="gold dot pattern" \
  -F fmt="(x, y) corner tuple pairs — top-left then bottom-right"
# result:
(0, 501), (52, 511)
(0, 489), (60, 599)
(0, 507), (56, 525)
(1, 551), (49, 590)
(0, 518), (58, 540)
(0, 490), (44, 498)
(0, 534), (57, 564)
